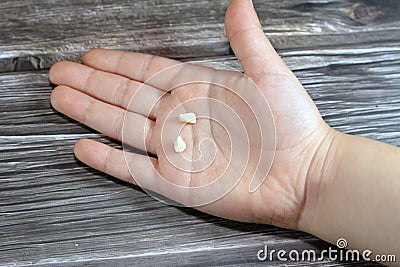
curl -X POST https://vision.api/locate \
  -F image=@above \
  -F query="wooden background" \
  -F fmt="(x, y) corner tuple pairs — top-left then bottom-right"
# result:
(0, 0), (399, 266)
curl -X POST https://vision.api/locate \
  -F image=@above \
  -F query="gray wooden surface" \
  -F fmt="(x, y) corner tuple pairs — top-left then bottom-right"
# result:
(0, 0), (399, 266)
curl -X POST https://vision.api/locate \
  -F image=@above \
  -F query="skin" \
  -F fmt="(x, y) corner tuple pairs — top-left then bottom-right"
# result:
(49, 0), (400, 264)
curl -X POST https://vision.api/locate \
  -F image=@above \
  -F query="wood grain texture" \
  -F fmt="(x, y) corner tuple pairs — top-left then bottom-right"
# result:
(0, 137), (384, 267)
(1, 50), (399, 144)
(0, 0), (399, 266)
(0, 0), (399, 72)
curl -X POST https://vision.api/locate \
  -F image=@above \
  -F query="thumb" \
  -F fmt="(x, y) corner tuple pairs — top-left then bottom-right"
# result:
(225, 0), (290, 78)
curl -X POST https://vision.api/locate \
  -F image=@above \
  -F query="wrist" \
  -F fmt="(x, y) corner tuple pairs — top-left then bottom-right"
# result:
(298, 129), (400, 258)
(296, 125), (343, 234)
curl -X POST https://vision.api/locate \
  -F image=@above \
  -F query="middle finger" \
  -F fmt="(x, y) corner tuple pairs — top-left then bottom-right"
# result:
(49, 61), (166, 120)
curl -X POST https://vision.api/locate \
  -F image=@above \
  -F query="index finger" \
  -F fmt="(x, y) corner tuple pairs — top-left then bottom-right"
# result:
(82, 49), (214, 91)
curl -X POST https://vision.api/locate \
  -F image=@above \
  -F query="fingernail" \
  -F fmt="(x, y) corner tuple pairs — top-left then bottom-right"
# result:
(250, 0), (254, 7)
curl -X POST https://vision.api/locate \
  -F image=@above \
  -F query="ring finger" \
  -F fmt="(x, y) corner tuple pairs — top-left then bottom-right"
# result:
(51, 85), (157, 154)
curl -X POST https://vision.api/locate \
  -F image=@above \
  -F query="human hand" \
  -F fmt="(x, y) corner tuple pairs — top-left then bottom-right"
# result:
(49, 0), (335, 230)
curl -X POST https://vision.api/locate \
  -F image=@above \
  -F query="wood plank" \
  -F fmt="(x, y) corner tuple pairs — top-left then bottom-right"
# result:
(0, 136), (380, 266)
(0, 0), (399, 72)
(1, 44), (399, 145)
(0, 0), (398, 265)
(0, 50), (397, 265)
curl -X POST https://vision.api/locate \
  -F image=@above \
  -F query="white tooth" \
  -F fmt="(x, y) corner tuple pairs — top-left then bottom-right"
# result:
(174, 136), (187, 153)
(179, 112), (196, 124)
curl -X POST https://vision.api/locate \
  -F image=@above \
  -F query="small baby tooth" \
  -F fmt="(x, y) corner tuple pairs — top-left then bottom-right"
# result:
(174, 136), (187, 153)
(179, 112), (196, 124)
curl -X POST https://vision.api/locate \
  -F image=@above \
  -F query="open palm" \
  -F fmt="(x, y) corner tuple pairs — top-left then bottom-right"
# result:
(49, 0), (332, 230)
